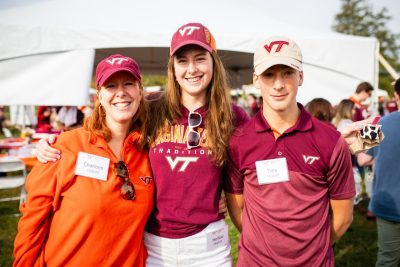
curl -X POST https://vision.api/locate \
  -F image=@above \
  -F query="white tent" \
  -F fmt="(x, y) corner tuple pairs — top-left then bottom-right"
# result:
(0, 0), (378, 106)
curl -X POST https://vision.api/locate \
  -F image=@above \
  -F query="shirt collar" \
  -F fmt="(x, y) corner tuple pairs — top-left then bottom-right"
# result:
(89, 130), (140, 149)
(179, 105), (208, 125)
(254, 103), (313, 134)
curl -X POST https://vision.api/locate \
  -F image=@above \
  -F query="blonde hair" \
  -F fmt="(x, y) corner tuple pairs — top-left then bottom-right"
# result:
(146, 50), (233, 166)
(332, 99), (355, 127)
(84, 82), (148, 149)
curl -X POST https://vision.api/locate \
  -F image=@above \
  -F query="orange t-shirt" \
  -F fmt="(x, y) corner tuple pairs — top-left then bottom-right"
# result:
(13, 128), (154, 267)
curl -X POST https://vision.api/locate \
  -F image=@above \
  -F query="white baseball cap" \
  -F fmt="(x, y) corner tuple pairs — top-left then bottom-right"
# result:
(254, 36), (303, 75)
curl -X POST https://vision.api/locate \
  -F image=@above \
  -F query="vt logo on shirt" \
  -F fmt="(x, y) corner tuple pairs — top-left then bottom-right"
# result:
(140, 176), (153, 185)
(166, 156), (199, 172)
(303, 155), (320, 165)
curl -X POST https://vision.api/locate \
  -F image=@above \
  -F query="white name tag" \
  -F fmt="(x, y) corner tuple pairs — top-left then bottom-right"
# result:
(206, 224), (229, 251)
(75, 152), (110, 181)
(255, 157), (290, 185)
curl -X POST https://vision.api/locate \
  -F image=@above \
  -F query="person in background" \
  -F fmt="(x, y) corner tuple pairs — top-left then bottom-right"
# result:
(231, 94), (239, 105)
(349, 81), (373, 121)
(385, 98), (398, 114)
(358, 78), (400, 267)
(35, 106), (58, 133)
(349, 82), (374, 212)
(56, 105), (84, 131)
(332, 99), (355, 129)
(246, 93), (260, 117)
(305, 97), (334, 128)
(0, 106), (10, 137)
(13, 54), (154, 266)
(224, 36), (355, 266)
(332, 99), (362, 205)
(35, 22), (249, 266)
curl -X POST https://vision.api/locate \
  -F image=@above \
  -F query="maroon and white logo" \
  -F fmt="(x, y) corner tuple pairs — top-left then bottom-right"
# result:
(179, 26), (200, 36)
(303, 155), (320, 165)
(106, 57), (129, 65)
(264, 41), (289, 53)
(166, 156), (199, 172)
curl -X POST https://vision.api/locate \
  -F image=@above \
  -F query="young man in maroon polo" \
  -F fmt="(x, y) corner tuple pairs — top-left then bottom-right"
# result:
(224, 37), (355, 267)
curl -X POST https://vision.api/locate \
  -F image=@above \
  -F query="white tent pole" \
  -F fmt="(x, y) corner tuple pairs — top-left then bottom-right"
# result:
(379, 53), (400, 80)
(370, 41), (381, 116)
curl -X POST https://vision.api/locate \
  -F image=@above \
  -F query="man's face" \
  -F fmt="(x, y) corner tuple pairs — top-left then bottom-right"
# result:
(254, 64), (303, 113)
(359, 90), (372, 102)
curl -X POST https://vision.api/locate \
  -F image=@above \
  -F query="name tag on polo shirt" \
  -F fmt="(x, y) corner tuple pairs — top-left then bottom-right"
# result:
(255, 158), (289, 185)
(75, 152), (110, 181)
(206, 224), (229, 251)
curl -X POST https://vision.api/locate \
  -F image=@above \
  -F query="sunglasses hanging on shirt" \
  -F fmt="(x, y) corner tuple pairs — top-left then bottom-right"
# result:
(187, 111), (202, 149)
(114, 161), (136, 200)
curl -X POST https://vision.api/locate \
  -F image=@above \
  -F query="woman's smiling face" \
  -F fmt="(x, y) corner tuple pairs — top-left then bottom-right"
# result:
(173, 46), (213, 99)
(98, 71), (142, 127)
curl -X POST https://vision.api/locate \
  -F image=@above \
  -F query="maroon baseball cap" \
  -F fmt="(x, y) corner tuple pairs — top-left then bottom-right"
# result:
(170, 22), (217, 56)
(95, 54), (141, 87)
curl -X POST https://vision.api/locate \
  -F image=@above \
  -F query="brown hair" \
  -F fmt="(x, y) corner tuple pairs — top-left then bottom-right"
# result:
(146, 50), (233, 166)
(84, 81), (148, 149)
(355, 82), (373, 94)
(332, 99), (355, 127)
(394, 78), (400, 95)
(305, 98), (334, 123)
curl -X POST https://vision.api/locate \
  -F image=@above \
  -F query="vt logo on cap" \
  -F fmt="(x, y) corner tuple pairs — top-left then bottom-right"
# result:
(254, 36), (303, 75)
(264, 41), (289, 53)
(106, 57), (129, 66)
(96, 54), (141, 87)
(170, 22), (217, 56)
(179, 26), (201, 36)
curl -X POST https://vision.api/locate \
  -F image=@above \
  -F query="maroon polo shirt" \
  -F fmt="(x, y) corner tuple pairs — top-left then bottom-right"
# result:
(224, 104), (355, 267)
(146, 104), (249, 238)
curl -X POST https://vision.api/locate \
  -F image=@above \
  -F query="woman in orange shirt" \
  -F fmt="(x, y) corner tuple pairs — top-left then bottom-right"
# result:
(13, 54), (154, 267)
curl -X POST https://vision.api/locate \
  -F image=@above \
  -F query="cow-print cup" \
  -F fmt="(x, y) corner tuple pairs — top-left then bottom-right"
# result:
(359, 124), (381, 140)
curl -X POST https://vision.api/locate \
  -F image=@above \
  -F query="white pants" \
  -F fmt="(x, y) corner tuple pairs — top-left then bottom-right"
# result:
(145, 219), (232, 267)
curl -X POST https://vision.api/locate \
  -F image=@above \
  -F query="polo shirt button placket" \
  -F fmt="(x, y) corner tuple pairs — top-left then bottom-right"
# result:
(278, 151), (283, 156)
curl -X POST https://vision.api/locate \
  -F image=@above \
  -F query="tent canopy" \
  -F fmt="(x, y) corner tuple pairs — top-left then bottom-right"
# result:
(0, 0), (378, 106)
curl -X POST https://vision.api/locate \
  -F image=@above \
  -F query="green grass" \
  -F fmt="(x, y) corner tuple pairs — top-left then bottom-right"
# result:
(0, 188), (377, 267)
(0, 188), (21, 267)
(334, 201), (378, 266)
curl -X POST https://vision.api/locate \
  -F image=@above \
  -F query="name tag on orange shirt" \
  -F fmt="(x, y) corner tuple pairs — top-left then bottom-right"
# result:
(255, 158), (289, 185)
(75, 152), (110, 181)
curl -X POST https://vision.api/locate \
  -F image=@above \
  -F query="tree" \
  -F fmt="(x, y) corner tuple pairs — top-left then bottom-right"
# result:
(333, 0), (400, 96)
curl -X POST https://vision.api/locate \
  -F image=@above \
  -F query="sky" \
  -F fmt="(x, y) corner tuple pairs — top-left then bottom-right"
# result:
(247, 0), (399, 35)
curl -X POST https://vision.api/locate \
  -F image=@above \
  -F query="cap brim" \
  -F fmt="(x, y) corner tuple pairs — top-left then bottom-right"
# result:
(97, 67), (141, 87)
(254, 57), (302, 75)
(170, 40), (213, 56)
